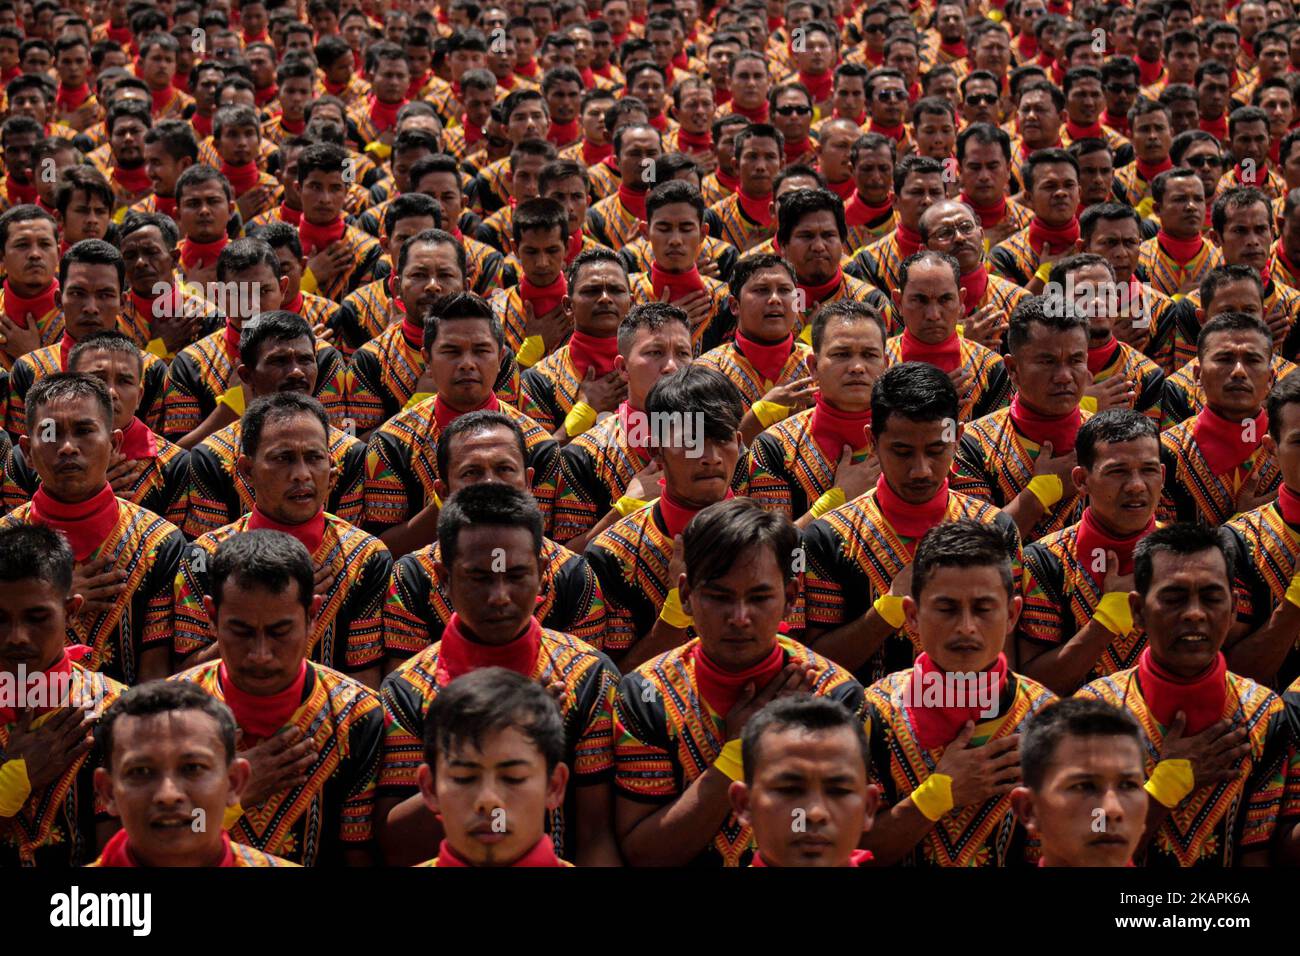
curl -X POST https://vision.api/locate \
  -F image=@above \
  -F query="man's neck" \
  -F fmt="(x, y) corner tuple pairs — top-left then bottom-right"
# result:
(739, 324), (791, 345)
(1206, 400), (1262, 421)
(43, 483), (101, 505)
(7, 275), (50, 297)
(459, 616), (531, 648)
(1090, 506), (1151, 539)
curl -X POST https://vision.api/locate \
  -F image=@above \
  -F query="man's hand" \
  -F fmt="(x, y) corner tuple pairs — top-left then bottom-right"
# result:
(312, 321), (336, 345)
(412, 361), (439, 397)
(1032, 440), (1078, 481)
(238, 727), (318, 807)
(722, 662), (816, 740)
(71, 557), (127, 616)
(887, 562), (914, 600)
(577, 366), (627, 414)
(1084, 374), (1137, 412)
(306, 241), (353, 286)
(763, 375), (818, 410)
(667, 533), (686, 591)
(523, 300), (571, 354)
(235, 184), (275, 221)
(1235, 455), (1275, 515)
(1159, 713), (1251, 790)
(624, 457), (663, 502)
(1036, 238), (1083, 270)
(106, 452), (147, 495)
(0, 313), (42, 360)
(1265, 300), (1292, 346)
(934, 723), (1022, 807)
(6, 706), (96, 790)
(697, 252), (721, 278)
(313, 562), (333, 599)
(832, 445), (879, 502)
(153, 308), (204, 356)
(663, 286), (713, 331)
(963, 304), (1006, 350)
(947, 364), (973, 399)
(1112, 312), (1151, 349)
(686, 149), (717, 175)
(1100, 549), (1135, 596)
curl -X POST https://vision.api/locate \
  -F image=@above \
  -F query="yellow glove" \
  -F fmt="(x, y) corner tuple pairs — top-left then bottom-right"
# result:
(874, 593), (906, 629)
(0, 759), (31, 817)
(517, 335), (545, 368)
(810, 487), (846, 519)
(404, 391), (435, 411)
(217, 385), (246, 416)
(1093, 591), (1134, 636)
(613, 495), (651, 518)
(714, 739), (744, 782)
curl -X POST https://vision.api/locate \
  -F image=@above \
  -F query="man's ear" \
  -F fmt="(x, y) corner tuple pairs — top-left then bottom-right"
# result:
(545, 761), (570, 811)
(861, 783), (881, 835)
(235, 361), (252, 386)
(416, 762), (441, 816)
(638, 218), (649, 240)
(1009, 786), (1038, 836)
(235, 454), (253, 479)
(729, 779), (753, 827)
(92, 766), (119, 819)
(1071, 464), (1089, 496)
(228, 756), (252, 802)
(279, 274), (289, 299)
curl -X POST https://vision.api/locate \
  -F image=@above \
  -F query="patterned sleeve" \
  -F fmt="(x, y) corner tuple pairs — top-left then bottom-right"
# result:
(584, 539), (654, 656)
(800, 517), (856, 629)
(520, 367), (561, 433)
(1018, 542), (1068, 647)
(3, 356), (33, 437)
(342, 545), (393, 672)
(338, 695), (384, 845)
(173, 537), (217, 659)
(330, 437), (368, 526)
(363, 428), (420, 533)
(377, 670), (425, 796)
(327, 295), (371, 359)
(552, 437), (609, 545)
(142, 527), (186, 651)
(182, 442), (236, 539)
(971, 360), (1013, 420)
(158, 451), (191, 531)
(951, 431), (997, 503)
(989, 245), (1029, 285)
(313, 346), (351, 429)
(548, 551), (608, 651)
(613, 671), (679, 803)
(745, 431), (796, 517)
(162, 350), (209, 440)
(1239, 704), (1293, 851)
(383, 554), (433, 661)
(1220, 524), (1262, 629)
(140, 358), (169, 433)
(571, 656), (621, 783)
(1156, 443), (1181, 524)
(1135, 364), (1165, 424)
(524, 437), (562, 536)
(346, 341), (392, 435)
(2, 445), (37, 512)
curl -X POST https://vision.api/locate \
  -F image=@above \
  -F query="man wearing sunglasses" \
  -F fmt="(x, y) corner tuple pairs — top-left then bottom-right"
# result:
(960, 71), (1004, 127)
(1101, 58), (1142, 138)
(865, 68), (913, 155)
(770, 83), (817, 168)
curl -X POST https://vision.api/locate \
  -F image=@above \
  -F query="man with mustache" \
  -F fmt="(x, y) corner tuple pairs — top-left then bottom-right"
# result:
(90, 681), (297, 867)
(859, 520), (1056, 866)
(173, 392), (391, 692)
(0, 373), (184, 686)
(173, 529), (384, 865)
(801, 361), (1020, 682)
(953, 294), (1092, 545)
(0, 525), (122, 866)
(1078, 523), (1300, 867)
(116, 212), (219, 361)
(1158, 312), (1281, 526)
(183, 312), (367, 539)
(1019, 410), (1164, 694)
(1011, 697), (1148, 867)
(847, 155), (946, 296)
(378, 483), (619, 866)
(612, 497), (862, 866)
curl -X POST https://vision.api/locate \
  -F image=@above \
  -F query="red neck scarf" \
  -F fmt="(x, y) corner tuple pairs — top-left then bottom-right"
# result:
(117, 416), (159, 462)
(180, 236), (228, 272)
(30, 483), (120, 562)
(1156, 228), (1204, 264)
(220, 162), (260, 197)
(407, 70), (431, 99)
(647, 112), (670, 133)
(0, 648), (87, 724)
(811, 394), (871, 462)
(1278, 483), (1300, 524)
(520, 272), (567, 317)
(798, 70), (834, 102)
(783, 136), (814, 165)
(298, 216), (346, 256)
(568, 329), (618, 378)
(367, 94), (405, 132)
(1136, 54), (1163, 86)
(1200, 113), (1229, 141)
(875, 473), (950, 538)
(731, 100), (769, 123)
(565, 229), (584, 264)
(1103, 109), (1131, 136)
(106, 23), (133, 46)
(435, 612), (542, 685)
(435, 834), (563, 867)
(1193, 405), (1267, 475)
(548, 118), (580, 146)
(907, 652), (1009, 749)
(244, 29), (270, 44)
(1028, 216), (1080, 256)
(248, 505), (327, 554)
(3, 279), (57, 328)
(826, 177), (855, 201)
(151, 193), (176, 217)
(835, 108), (868, 125)
(960, 193), (1006, 228)
(582, 139), (613, 165)
(1087, 335), (1121, 374)
(714, 168), (740, 194)
(1136, 156), (1173, 182)
(650, 263), (705, 301)
(960, 266), (989, 314)
(516, 59), (539, 79)
(1137, 647), (1227, 736)
(677, 129), (713, 153)
(191, 112), (213, 139)
(56, 82), (91, 112)
(283, 291), (305, 315)
(1017, 34), (1038, 60)
(254, 83), (277, 107)
(1235, 160), (1267, 187)
(1009, 392), (1081, 453)
(868, 120), (906, 141)
(845, 191), (893, 227)
(149, 84), (176, 115)
(619, 401), (653, 461)
(939, 39), (968, 58)
(798, 267), (843, 310)
(693, 639), (785, 716)
(1075, 506), (1154, 576)
(433, 391), (499, 430)
(113, 163), (150, 194)
(900, 328), (960, 373)
(753, 848), (875, 867)
(278, 203), (302, 226)
(1065, 118), (1105, 140)
(322, 78), (348, 96)
(658, 482), (734, 538)
(895, 221), (924, 258)
(735, 330), (793, 383)
(128, 284), (177, 328)
(222, 318), (242, 360)
(98, 827), (237, 868)
(617, 183), (648, 221)
(219, 659), (307, 743)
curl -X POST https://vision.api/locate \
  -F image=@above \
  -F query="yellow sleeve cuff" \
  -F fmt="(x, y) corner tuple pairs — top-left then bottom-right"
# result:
(0, 758), (32, 817)
(713, 738), (744, 782)
(658, 586), (693, 629)
(797, 322), (813, 345)
(222, 800), (244, 830)
(1026, 474), (1063, 508)
(613, 494), (651, 518)
(1034, 261), (1052, 282)
(752, 399), (793, 429)
(810, 487), (846, 519)
(517, 335), (545, 368)
(404, 391), (435, 411)
(1079, 395), (1099, 414)
(145, 337), (173, 361)
(911, 772), (954, 821)
(1285, 574), (1300, 609)
(300, 268), (319, 295)
(365, 141), (393, 160)
(1144, 758), (1194, 808)
(1094, 591), (1134, 636)
(874, 593), (906, 629)
(217, 385), (246, 415)
(563, 400), (598, 437)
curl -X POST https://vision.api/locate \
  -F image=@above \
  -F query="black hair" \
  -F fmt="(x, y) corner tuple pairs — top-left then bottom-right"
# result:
(99, 680), (239, 771)
(728, 252), (796, 299)
(208, 528), (315, 613)
(1075, 408), (1159, 470)
(617, 301), (690, 354)
(1196, 309), (1272, 357)
(1133, 522), (1234, 597)
(175, 163), (233, 205)
(645, 364), (745, 446)
(912, 518), (1017, 601)
(741, 694), (867, 785)
(870, 361), (958, 437)
(1079, 202), (1141, 242)
(396, 227), (466, 284)
(67, 329), (144, 377)
(27, 371), (113, 431)
(238, 310), (315, 368)
(512, 196), (569, 245)
(423, 290), (503, 352)
(0, 524), (73, 593)
(1007, 294), (1089, 353)
(646, 178), (705, 224)
(810, 299), (886, 355)
(240, 391), (329, 458)
(1211, 185), (1271, 236)
(775, 187), (846, 247)
(421, 666), (566, 772)
(216, 237), (278, 283)
(1020, 697), (1143, 790)
(683, 497), (799, 588)
(435, 409), (528, 483)
(58, 237), (124, 289)
(437, 482), (544, 570)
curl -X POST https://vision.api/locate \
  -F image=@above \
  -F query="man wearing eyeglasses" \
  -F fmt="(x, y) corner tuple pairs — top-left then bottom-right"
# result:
(1101, 59), (1142, 138)
(1171, 130), (1226, 226)
(856, 7), (889, 68)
